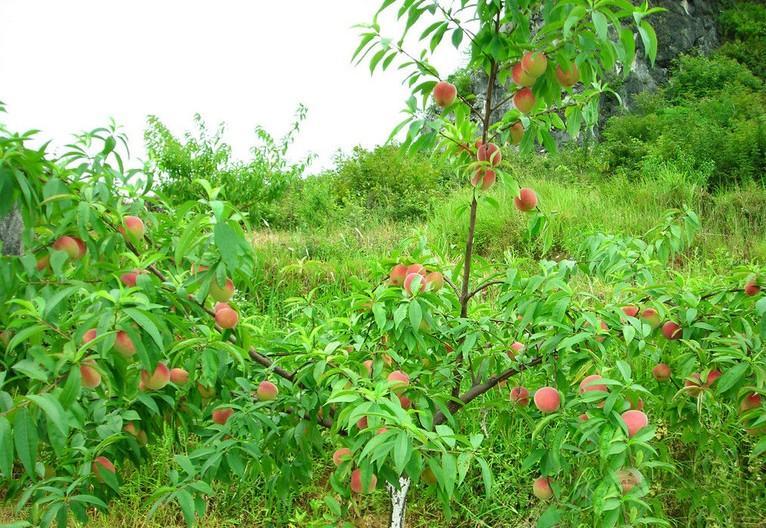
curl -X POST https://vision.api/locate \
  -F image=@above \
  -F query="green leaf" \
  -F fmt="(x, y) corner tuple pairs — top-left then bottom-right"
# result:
(451, 28), (464, 48)
(43, 286), (80, 319)
(8, 324), (46, 353)
(372, 303), (387, 330)
(477, 456), (493, 497)
(123, 308), (164, 350)
(592, 10), (608, 41)
(13, 407), (38, 477)
(616, 360), (632, 383)
(537, 505), (562, 528)
(0, 416), (13, 477)
(638, 20), (657, 65)
(59, 367), (82, 409)
(393, 432), (410, 474)
(716, 363), (749, 394)
(27, 394), (69, 437)
(408, 300), (422, 331)
(214, 222), (249, 271)
(175, 215), (207, 266)
(622, 324), (636, 345)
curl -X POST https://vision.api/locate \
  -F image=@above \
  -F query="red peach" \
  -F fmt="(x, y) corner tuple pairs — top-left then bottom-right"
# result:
(640, 308), (661, 328)
(532, 476), (553, 500)
(114, 331), (136, 358)
(740, 393), (762, 412)
(510, 386), (530, 406)
(508, 341), (525, 359)
(471, 168), (496, 190)
(705, 369), (722, 387)
(476, 142), (502, 166)
(389, 264), (408, 286)
(122, 216), (145, 240)
(215, 307), (239, 329)
(140, 362), (170, 390)
(35, 254), (50, 271)
(510, 121), (524, 145)
(388, 370), (410, 389)
(579, 374), (607, 395)
(52, 236), (83, 259)
(555, 63), (579, 87)
(92, 456), (115, 481)
(521, 51), (548, 77)
(257, 380), (279, 401)
(534, 387), (560, 413)
(426, 272), (444, 292)
(661, 321), (682, 340)
(621, 305), (639, 318)
(82, 328), (98, 345)
(170, 368), (189, 384)
(433, 81), (457, 107)
(684, 373), (704, 396)
(512, 62), (536, 87)
(80, 360), (101, 389)
(617, 468), (642, 494)
(212, 407), (234, 425)
(209, 277), (235, 302)
(350, 468), (377, 494)
(652, 363), (671, 382)
(332, 447), (352, 466)
(405, 264), (426, 276)
(621, 410), (648, 437)
(403, 273), (426, 295)
(513, 87), (536, 114)
(514, 187), (538, 212)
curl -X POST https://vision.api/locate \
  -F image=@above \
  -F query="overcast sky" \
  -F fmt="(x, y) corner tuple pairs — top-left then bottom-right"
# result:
(0, 1), (466, 172)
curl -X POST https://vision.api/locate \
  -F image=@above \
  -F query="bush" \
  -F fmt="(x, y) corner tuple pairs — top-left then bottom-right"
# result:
(145, 107), (314, 226)
(663, 54), (762, 101)
(330, 144), (452, 222)
(599, 55), (766, 188)
(719, 2), (766, 79)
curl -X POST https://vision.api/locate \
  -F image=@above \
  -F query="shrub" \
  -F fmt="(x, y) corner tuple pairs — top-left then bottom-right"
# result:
(330, 145), (450, 222)
(599, 55), (766, 188)
(145, 106), (314, 226)
(663, 54), (762, 101)
(719, 2), (766, 79)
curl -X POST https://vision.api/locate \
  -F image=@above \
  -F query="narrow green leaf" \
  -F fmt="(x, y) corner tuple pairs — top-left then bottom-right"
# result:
(0, 416), (13, 477)
(13, 407), (38, 477)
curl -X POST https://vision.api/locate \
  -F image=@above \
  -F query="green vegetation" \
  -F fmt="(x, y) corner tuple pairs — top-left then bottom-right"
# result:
(2, 2), (766, 528)
(599, 2), (766, 188)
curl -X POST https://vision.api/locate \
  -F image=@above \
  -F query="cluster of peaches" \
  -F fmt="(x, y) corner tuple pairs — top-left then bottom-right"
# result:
(388, 263), (444, 295)
(26, 214), (281, 479)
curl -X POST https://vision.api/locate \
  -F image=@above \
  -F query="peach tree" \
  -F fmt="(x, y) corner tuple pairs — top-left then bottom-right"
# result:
(1, 3), (766, 528)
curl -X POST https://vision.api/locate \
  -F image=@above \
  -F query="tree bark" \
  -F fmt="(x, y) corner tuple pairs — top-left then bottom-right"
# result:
(0, 204), (23, 256)
(387, 477), (411, 528)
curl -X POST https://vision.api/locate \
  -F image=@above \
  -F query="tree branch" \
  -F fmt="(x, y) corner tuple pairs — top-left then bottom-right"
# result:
(466, 279), (505, 302)
(434, 356), (543, 426)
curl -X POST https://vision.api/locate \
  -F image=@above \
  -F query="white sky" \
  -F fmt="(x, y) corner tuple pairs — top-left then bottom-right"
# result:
(0, 1), (467, 172)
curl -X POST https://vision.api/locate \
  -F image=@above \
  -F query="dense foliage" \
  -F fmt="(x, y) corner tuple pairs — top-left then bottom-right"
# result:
(599, 2), (766, 188)
(2, 2), (766, 528)
(145, 108), (313, 227)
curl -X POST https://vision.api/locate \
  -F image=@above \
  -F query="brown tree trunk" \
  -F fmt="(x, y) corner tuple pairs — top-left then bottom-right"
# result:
(0, 204), (23, 256)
